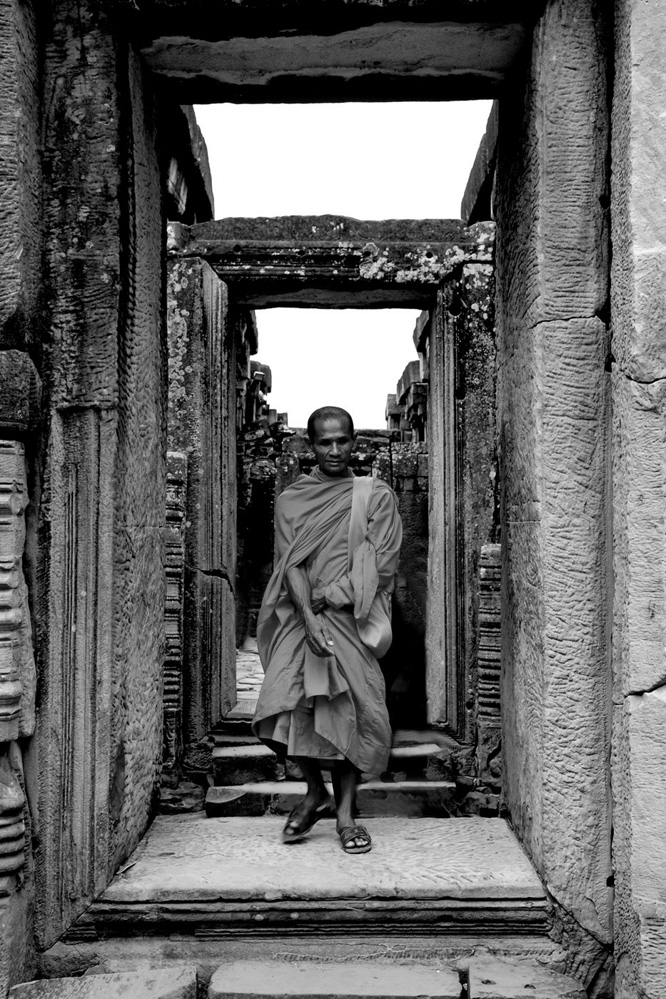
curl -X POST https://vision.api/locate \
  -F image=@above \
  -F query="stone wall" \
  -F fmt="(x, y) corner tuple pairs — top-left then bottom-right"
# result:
(28, 3), (167, 950)
(494, 0), (612, 992)
(611, 1), (666, 995)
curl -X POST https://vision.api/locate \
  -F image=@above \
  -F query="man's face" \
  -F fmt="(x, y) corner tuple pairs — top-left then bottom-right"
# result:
(311, 416), (354, 477)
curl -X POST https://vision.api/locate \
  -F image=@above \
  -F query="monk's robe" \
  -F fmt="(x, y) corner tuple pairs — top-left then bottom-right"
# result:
(252, 467), (403, 777)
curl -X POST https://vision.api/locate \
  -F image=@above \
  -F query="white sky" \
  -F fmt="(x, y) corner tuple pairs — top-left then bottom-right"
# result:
(194, 102), (492, 427)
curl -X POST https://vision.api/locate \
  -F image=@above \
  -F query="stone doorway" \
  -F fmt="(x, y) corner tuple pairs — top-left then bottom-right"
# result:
(165, 214), (499, 798)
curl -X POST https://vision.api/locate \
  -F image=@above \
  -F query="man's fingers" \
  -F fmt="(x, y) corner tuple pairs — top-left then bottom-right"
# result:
(321, 627), (335, 648)
(306, 625), (334, 657)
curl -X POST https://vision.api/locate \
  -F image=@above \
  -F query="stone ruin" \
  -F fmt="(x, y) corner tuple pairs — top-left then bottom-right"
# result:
(0, 2), (665, 998)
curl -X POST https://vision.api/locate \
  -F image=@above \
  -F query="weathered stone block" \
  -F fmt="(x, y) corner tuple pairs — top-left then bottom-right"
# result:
(0, 0), (40, 352)
(158, 781), (205, 815)
(467, 954), (585, 998)
(0, 352), (41, 436)
(612, 372), (666, 697)
(10, 966), (198, 999)
(212, 745), (281, 786)
(611, 0), (666, 381)
(496, 0), (609, 330)
(613, 690), (666, 998)
(501, 316), (612, 945)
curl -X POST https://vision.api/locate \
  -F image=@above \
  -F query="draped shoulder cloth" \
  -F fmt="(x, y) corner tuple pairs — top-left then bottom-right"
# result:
(252, 468), (402, 775)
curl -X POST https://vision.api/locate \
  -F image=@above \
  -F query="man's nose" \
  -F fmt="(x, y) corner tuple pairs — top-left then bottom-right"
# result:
(330, 442), (340, 454)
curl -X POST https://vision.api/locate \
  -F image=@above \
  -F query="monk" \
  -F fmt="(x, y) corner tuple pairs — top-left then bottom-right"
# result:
(252, 406), (402, 854)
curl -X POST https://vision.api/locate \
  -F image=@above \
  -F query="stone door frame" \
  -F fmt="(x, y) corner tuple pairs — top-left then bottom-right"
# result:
(168, 215), (497, 744)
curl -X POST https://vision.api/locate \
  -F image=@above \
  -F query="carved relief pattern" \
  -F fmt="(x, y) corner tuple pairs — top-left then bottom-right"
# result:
(163, 453), (187, 774)
(476, 543), (502, 783)
(0, 755), (26, 892)
(0, 441), (35, 743)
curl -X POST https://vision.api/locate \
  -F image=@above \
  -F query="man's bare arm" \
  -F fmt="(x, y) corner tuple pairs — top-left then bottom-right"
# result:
(285, 565), (335, 658)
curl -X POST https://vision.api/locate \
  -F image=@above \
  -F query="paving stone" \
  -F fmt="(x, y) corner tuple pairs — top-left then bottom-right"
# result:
(10, 966), (197, 999)
(207, 960), (462, 999)
(467, 954), (585, 998)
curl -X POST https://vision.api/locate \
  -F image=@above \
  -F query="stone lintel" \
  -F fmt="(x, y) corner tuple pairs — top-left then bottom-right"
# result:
(168, 218), (494, 308)
(132, 15), (537, 103)
(0, 351), (41, 437)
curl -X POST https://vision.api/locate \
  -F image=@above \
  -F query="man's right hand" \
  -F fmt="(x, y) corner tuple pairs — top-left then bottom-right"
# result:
(304, 612), (335, 658)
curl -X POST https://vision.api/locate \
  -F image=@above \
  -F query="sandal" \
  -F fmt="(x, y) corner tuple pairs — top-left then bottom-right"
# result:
(282, 797), (334, 843)
(338, 824), (372, 854)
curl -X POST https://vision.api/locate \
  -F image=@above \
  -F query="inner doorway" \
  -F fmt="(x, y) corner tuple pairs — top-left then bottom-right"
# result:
(235, 306), (427, 731)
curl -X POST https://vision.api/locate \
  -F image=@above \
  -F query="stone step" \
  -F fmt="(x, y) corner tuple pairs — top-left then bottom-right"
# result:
(206, 957), (586, 999)
(211, 741), (454, 786)
(34, 951), (586, 999)
(204, 779), (458, 818)
(466, 954), (586, 997)
(64, 815), (550, 942)
(207, 959), (462, 999)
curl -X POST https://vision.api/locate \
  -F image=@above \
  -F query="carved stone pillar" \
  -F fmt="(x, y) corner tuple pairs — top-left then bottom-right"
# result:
(162, 453), (188, 778)
(476, 544), (502, 784)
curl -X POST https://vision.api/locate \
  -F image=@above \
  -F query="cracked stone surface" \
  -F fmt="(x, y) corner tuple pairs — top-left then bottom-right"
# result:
(9, 966), (197, 999)
(100, 816), (544, 903)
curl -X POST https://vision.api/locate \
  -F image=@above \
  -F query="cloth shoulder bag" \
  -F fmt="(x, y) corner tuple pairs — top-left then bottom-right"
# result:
(349, 476), (393, 659)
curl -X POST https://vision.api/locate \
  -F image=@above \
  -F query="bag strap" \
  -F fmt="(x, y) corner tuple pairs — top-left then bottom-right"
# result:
(348, 476), (374, 568)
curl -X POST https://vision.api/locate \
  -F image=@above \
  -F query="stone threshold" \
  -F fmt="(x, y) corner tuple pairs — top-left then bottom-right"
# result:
(65, 816), (548, 941)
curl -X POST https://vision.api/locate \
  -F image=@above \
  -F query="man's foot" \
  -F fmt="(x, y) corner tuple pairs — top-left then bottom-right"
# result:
(282, 795), (334, 844)
(338, 824), (372, 854)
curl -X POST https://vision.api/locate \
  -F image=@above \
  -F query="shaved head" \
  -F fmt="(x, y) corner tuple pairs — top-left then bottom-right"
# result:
(306, 406), (355, 443)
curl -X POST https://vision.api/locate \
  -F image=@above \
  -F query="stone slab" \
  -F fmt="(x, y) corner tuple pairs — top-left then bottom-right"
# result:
(467, 954), (585, 998)
(10, 966), (197, 999)
(97, 815), (544, 904)
(207, 960), (461, 999)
